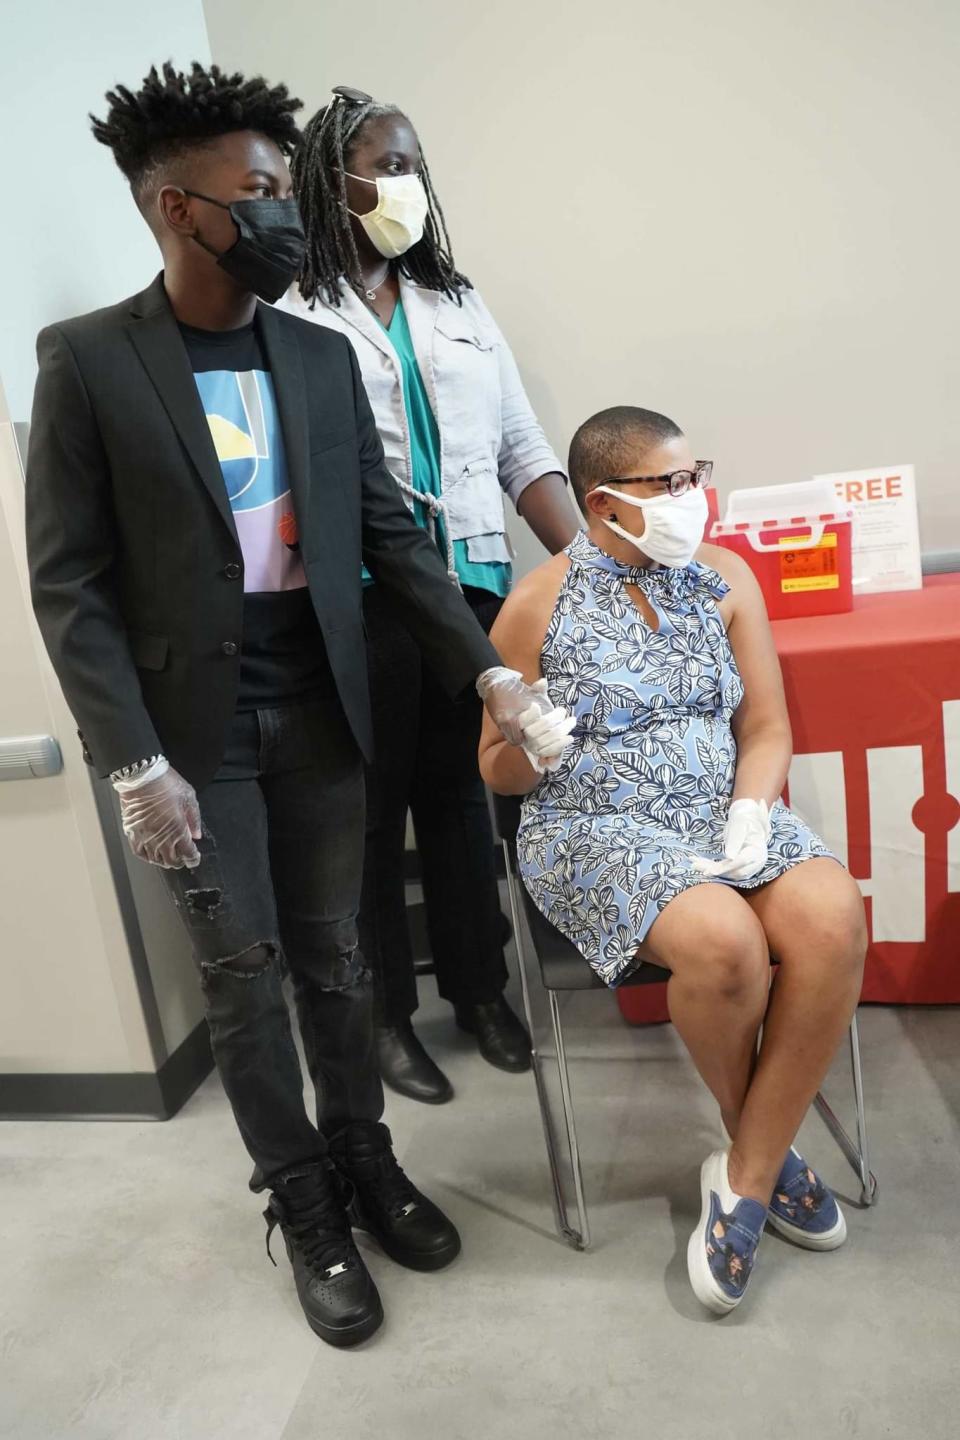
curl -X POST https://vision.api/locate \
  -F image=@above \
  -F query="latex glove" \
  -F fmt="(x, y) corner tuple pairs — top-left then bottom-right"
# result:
(115, 762), (202, 869)
(477, 666), (540, 745)
(477, 667), (576, 771)
(693, 799), (772, 881)
(517, 680), (578, 773)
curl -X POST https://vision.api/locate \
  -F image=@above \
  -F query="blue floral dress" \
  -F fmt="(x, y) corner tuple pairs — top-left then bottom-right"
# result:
(517, 533), (832, 987)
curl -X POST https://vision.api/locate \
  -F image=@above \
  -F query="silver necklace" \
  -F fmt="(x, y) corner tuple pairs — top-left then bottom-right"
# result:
(363, 262), (391, 301)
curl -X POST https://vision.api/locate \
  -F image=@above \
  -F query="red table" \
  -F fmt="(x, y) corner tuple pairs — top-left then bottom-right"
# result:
(620, 573), (960, 1023)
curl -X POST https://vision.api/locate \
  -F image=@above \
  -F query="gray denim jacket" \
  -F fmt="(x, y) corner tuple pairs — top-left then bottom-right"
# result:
(277, 274), (564, 566)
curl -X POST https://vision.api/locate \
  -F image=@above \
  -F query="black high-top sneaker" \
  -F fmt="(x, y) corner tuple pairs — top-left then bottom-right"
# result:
(264, 1165), (383, 1347)
(329, 1121), (461, 1272)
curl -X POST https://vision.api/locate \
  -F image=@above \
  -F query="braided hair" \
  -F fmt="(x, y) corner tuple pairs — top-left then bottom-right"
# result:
(91, 61), (302, 206)
(292, 89), (470, 308)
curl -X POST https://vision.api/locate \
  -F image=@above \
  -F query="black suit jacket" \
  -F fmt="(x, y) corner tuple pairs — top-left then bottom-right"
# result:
(25, 274), (499, 789)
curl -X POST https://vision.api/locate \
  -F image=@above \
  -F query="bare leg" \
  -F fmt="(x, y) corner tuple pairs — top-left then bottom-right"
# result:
(641, 860), (866, 1205)
(726, 859), (866, 1203)
(640, 883), (771, 1139)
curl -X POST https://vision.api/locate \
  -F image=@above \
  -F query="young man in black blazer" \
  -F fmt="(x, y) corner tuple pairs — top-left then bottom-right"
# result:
(25, 63), (572, 1348)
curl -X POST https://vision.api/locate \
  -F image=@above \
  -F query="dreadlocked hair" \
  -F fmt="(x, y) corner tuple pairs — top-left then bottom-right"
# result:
(90, 61), (302, 202)
(292, 93), (471, 308)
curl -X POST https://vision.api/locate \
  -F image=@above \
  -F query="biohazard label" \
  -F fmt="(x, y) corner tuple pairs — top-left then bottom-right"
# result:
(779, 532), (840, 593)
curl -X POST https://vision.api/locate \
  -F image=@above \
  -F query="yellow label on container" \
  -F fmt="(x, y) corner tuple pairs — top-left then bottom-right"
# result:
(778, 532), (838, 549)
(779, 531), (841, 593)
(782, 574), (841, 593)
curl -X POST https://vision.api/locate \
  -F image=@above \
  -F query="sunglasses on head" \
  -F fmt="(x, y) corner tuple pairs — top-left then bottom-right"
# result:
(331, 85), (374, 105)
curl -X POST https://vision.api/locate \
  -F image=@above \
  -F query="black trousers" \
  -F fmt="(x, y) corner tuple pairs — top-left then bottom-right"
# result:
(358, 583), (508, 1024)
(162, 699), (383, 1191)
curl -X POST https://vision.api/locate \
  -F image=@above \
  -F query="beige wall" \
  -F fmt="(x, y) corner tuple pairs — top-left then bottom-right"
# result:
(0, 393), (151, 1073)
(204, 0), (960, 574)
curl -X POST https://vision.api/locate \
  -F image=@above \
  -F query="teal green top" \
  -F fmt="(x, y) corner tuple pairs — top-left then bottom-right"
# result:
(362, 299), (512, 597)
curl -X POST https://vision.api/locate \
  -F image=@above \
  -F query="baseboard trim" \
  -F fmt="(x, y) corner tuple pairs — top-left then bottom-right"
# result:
(0, 1019), (213, 1121)
(156, 1018), (214, 1116)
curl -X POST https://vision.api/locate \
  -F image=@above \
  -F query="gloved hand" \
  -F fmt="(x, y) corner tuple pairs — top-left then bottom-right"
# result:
(517, 679), (578, 773)
(693, 798), (772, 881)
(114, 761), (202, 869)
(477, 667), (576, 772)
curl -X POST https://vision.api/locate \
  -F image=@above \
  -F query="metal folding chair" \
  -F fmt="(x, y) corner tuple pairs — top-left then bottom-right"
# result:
(493, 791), (877, 1251)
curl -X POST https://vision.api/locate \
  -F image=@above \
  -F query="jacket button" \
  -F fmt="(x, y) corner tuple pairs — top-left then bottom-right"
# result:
(224, 563), (241, 580)
(221, 641), (239, 657)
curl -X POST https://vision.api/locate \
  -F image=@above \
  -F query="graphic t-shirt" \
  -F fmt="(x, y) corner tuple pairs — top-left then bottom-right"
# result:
(179, 320), (332, 710)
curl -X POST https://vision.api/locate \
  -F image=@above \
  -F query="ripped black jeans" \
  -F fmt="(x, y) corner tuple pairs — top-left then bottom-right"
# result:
(162, 699), (383, 1191)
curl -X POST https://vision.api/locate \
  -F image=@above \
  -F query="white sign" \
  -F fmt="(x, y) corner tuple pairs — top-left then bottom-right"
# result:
(813, 465), (922, 594)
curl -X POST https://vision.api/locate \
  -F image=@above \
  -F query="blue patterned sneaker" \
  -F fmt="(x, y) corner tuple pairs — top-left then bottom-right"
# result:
(687, 1150), (767, 1314)
(767, 1147), (847, 1250)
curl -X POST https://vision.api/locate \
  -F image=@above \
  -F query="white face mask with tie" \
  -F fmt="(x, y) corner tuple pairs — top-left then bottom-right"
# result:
(594, 485), (708, 568)
(344, 171), (429, 258)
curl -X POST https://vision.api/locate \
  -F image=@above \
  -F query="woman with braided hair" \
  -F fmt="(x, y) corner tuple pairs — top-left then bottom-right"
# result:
(279, 87), (580, 1103)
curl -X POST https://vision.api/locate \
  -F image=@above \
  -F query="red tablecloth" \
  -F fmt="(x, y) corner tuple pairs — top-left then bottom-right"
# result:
(620, 574), (960, 1024)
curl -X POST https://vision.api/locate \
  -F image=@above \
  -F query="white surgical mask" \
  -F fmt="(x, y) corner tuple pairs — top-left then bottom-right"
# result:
(343, 171), (428, 258)
(594, 485), (708, 568)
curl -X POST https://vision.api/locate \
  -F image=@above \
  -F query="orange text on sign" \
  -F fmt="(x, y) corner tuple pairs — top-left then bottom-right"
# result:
(834, 475), (903, 503)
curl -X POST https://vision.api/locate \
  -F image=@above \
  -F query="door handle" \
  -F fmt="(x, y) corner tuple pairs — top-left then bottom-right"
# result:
(0, 734), (63, 779)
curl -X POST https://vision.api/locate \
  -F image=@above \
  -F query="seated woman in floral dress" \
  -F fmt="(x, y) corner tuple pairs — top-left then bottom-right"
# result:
(478, 406), (866, 1314)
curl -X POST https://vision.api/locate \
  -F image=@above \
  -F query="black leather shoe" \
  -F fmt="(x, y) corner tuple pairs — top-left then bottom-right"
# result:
(264, 1165), (383, 1347)
(454, 996), (531, 1073)
(375, 1020), (453, 1105)
(330, 1121), (461, 1272)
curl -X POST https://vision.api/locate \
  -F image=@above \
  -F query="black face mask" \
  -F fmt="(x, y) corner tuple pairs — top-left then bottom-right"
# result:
(183, 191), (306, 303)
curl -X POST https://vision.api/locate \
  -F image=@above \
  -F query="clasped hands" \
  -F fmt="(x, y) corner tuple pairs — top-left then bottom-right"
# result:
(477, 667), (576, 773)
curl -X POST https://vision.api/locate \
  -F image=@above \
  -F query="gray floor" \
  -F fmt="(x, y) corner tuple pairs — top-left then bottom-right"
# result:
(2, 972), (959, 1440)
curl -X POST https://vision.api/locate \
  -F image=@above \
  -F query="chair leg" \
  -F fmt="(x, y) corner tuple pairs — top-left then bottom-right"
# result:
(548, 990), (591, 1251)
(813, 1011), (878, 1206)
(502, 844), (586, 1249)
(848, 1013), (876, 1206)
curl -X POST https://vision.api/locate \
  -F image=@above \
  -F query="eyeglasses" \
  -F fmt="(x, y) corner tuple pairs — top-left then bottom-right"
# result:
(604, 460), (713, 497)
